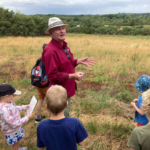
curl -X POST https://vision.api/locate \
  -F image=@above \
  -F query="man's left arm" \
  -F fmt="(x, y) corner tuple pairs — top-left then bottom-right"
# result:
(76, 58), (95, 67)
(73, 59), (78, 67)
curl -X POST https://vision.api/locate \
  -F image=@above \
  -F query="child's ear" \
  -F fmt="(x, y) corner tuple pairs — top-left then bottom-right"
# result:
(45, 104), (48, 110)
(4, 95), (9, 98)
(65, 101), (68, 108)
(45, 104), (51, 113)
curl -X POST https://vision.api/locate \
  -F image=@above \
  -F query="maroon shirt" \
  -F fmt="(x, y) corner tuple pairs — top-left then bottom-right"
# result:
(42, 38), (77, 98)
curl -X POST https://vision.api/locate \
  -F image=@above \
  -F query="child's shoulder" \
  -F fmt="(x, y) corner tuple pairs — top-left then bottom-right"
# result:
(66, 117), (79, 122)
(0, 103), (12, 109)
(138, 94), (143, 101)
(38, 119), (49, 125)
(65, 117), (82, 125)
(0, 103), (13, 115)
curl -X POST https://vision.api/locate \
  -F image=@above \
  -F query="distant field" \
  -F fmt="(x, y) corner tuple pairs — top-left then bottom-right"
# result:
(0, 34), (150, 149)
(104, 24), (150, 27)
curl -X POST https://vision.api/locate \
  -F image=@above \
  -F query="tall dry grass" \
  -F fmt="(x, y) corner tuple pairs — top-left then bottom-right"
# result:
(1, 34), (150, 77)
(1, 34), (150, 149)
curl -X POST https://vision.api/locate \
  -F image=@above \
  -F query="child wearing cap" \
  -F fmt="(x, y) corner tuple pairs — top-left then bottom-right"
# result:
(37, 85), (88, 150)
(0, 84), (32, 150)
(127, 88), (150, 150)
(131, 75), (150, 127)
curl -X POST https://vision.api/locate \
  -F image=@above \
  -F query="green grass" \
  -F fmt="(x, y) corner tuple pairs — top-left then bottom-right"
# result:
(88, 75), (112, 83)
(87, 121), (98, 134)
(0, 77), (31, 88)
(85, 120), (134, 141)
(20, 77), (31, 86)
(87, 141), (112, 150)
(113, 107), (122, 115)
(77, 146), (82, 150)
(79, 90), (114, 114)
(111, 122), (133, 140)
(115, 88), (132, 102)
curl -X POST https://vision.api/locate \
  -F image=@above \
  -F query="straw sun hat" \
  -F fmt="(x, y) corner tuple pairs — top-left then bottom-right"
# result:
(45, 17), (69, 34)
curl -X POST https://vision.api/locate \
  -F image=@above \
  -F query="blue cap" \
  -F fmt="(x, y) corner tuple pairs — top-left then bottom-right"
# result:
(135, 75), (150, 92)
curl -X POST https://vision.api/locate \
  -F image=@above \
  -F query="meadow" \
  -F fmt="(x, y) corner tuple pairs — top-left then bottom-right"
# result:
(0, 34), (150, 150)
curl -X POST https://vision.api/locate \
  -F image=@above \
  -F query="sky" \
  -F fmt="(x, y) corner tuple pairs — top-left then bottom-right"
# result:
(0, 0), (150, 15)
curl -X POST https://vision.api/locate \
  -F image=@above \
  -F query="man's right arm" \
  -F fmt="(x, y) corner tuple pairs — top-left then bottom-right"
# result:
(69, 72), (84, 81)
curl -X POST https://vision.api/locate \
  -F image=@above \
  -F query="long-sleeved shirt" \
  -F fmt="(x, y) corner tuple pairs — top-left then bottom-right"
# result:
(42, 38), (77, 98)
(0, 102), (29, 135)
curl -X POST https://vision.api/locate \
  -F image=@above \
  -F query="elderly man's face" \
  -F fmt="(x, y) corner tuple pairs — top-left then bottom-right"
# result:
(50, 26), (66, 44)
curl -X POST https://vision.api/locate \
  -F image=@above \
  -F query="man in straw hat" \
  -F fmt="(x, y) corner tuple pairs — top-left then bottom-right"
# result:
(42, 17), (95, 117)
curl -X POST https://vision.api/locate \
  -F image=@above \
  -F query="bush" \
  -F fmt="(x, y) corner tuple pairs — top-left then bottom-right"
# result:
(141, 26), (150, 35)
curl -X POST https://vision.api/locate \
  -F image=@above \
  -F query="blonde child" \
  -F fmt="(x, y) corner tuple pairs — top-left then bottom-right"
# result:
(37, 85), (88, 150)
(131, 75), (150, 127)
(128, 88), (150, 150)
(0, 84), (32, 150)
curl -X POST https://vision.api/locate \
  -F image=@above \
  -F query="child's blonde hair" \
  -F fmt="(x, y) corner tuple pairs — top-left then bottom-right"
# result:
(141, 89), (150, 120)
(46, 85), (67, 116)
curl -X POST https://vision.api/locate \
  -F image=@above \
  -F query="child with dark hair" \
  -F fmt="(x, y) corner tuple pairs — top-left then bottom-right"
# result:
(35, 44), (49, 123)
(37, 85), (88, 150)
(131, 75), (150, 127)
(0, 84), (32, 150)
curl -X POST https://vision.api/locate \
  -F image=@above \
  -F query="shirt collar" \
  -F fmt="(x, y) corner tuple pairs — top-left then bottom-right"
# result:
(52, 38), (67, 49)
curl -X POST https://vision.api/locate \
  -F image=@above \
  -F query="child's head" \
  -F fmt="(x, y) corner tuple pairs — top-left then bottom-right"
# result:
(46, 85), (67, 116)
(141, 89), (150, 120)
(135, 75), (150, 93)
(0, 84), (21, 102)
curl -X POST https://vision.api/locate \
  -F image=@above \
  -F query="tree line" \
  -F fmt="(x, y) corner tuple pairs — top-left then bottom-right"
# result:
(1, 7), (150, 36)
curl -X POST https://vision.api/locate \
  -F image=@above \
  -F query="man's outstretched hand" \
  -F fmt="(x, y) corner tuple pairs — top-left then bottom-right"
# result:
(77, 58), (95, 67)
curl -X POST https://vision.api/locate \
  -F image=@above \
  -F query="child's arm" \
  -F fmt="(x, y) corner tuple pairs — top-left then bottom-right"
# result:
(78, 141), (84, 146)
(75, 119), (88, 146)
(131, 102), (144, 115)
(16, 105), (30, 111)
(133, 99), (138, 103)
(1, 110), (31, 129)
(38, 148), (44, 150)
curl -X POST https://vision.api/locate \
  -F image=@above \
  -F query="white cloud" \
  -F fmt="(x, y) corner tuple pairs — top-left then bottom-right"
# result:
(0, 0), (150, 15)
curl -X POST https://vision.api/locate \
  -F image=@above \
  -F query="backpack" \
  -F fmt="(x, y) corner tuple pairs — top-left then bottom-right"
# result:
(31, 44), (49, 88)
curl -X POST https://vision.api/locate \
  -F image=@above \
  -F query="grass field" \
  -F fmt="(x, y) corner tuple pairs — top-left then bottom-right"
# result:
(0, 34), (150, 149)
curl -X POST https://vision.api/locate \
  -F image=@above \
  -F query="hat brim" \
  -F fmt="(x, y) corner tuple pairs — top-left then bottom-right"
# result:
(45, 24), (69, 34)
(135, 82), (142, 92)
(14, 90), (21, 95)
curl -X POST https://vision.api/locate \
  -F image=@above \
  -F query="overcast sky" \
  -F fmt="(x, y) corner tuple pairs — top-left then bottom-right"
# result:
(0, 0), (150, 15)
